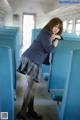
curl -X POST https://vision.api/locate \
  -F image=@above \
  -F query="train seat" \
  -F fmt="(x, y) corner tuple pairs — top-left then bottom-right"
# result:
(0, 27), (20, 90)
(48, 35), (80, 103)
(0, 27), (20, 66)
(59, 49), (80, 120)
(0, 46), (14, 120)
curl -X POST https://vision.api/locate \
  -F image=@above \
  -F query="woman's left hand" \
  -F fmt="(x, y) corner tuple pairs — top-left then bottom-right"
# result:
(53, 39), (59, 47)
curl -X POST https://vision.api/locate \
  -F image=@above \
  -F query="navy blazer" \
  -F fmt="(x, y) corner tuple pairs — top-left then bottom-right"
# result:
(22, 29), (55, 66)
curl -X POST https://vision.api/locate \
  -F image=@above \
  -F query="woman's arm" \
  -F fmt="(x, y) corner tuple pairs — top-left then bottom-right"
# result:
(53, 39), (59, 47)
(38, 30), (54, 53)
(50, 34), (59, 47)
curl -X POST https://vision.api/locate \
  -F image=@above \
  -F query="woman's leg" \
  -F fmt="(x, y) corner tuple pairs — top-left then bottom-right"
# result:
(28, 96), (34, 112)
(16, 75), (35, 119)
(27, 96), (42, 119)
(20, 75), (42, 119)
(21, 75), (35, 113)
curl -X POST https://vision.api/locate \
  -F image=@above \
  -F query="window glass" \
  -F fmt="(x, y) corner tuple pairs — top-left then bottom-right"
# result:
(63, 20), (67, 31)
(68, 20), (73, 33)
(75, 19), (80, 36)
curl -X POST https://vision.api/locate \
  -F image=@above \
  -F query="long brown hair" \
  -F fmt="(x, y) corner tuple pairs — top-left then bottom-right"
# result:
(43, 17), (63, 35)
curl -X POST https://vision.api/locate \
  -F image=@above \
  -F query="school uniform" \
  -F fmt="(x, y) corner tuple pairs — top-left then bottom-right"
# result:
(17, 28), (55, 82)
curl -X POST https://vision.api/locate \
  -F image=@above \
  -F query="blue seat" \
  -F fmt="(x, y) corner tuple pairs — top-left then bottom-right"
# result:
(0, 27), (20, 67)
(0, 27), (20, 90)
(59, 49), (80, 120)
(48, 35), (80, 102)
(0, 46), (14, 120)
(62, 32), (80, 41)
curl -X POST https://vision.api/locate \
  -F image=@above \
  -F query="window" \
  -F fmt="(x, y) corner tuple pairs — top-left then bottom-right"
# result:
(63, 20), (67, 31)
(75, 19), (80, 36)
(21, 14), (35, 54)
(67, 20), (73, 33)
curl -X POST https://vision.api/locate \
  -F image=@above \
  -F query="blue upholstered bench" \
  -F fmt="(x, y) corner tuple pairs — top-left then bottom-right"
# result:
(0, 46), (14, 120)
(59, 49), (80, 120)
(48, 35), (80, 103)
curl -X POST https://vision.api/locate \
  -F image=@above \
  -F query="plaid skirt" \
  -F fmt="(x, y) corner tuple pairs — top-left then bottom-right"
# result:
(17, 56), (39, 82)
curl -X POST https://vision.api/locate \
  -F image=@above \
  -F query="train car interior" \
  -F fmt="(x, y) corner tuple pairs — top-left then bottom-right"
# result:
(0, 0), (80, 120)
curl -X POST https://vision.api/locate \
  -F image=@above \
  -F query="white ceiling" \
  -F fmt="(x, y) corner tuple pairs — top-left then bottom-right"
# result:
(0, 0), (72, 16)
(0, 0), (12, 12)
(1, 0), (80, 27)
(7, 0), (61, 13)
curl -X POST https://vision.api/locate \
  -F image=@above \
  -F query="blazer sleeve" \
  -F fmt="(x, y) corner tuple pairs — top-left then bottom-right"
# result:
(38, 29), (54, 53)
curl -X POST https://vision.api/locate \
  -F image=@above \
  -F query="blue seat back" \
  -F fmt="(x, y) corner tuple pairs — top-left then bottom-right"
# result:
(48, 33), (80, 99)
(62, 32), (80, 41)
(59, 49), (80, 120)
(0, 27), (20, 90)
(0, 46), (14, 120)
(0, 27), (20, 66)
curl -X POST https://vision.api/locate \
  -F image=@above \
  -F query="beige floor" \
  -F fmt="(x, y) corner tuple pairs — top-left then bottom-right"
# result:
(15, 72), (59, 120)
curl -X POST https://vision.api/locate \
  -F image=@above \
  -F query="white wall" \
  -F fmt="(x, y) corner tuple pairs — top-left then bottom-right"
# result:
(0, 11), (5, 26)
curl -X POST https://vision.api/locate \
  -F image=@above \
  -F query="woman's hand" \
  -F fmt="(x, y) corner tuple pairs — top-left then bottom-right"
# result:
(50, 34), (59, 47)
(53, 39), (58, 47)
(50, 34), (56, 42)
(50, 34), (61, 42)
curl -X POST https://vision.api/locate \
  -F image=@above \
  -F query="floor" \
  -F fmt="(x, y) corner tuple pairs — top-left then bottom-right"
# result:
(15, 72), (59, 120)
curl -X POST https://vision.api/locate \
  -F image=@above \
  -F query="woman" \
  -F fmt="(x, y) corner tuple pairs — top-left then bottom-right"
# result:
(17, 17), (63, 120)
